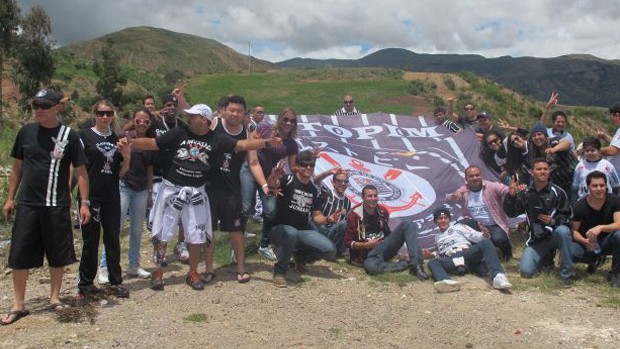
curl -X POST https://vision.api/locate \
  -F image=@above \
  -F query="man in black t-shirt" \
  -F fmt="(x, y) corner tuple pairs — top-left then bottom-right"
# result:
(571, 171), (620, 287)
(131, 103), (281, 291)
(1, 89), (90, 325)
(266, 150), (342, 288)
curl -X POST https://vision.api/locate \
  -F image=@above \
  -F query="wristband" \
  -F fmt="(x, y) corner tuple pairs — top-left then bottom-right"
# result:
(81, 199), (91, 207)
(262, 183), (268, 190)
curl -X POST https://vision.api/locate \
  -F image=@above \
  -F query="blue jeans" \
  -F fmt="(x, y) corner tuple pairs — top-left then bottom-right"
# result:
(240, 162), (276, 247)
(308, 219), (346, 255)
(428, 239), (504, 281)
(487, 225), (513, 259)
(101, 181), (149, 269)
(519, 225), (574, 279)
(363, 221), (424, 275)
(571, 231), (620, 275)
(268, 224), (336, 275)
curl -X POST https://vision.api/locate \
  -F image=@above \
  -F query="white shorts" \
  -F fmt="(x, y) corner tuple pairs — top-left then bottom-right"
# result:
(148, 180), (212, 244)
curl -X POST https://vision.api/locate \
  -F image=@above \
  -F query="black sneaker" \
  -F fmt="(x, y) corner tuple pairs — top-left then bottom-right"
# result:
(562, 277), (574, 288)
(587, 255), (606, 275)
(78, 284), (101, 297)
(410, 264), (430, 281)
(108, 284), (130, 298)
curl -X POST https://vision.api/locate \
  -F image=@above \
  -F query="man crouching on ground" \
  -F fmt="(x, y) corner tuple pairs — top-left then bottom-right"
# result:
(343, 184), (429, 280)
(266, 150), (342, 288)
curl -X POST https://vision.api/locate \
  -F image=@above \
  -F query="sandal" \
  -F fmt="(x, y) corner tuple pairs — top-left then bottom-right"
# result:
(48, 303), (69, 312)
(0, 309), (30, 326)
(236, 272), (251, 284)
(200, 271), (216, 284)
(186, 271), (205, 291)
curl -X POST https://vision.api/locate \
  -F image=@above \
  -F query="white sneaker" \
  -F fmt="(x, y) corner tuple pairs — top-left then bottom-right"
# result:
(433, 279), (460, 293)
(97, 267), (109, 285)
(128, 267), (151, 279)
(229, 250), (237, 264)
(258, 246), (277, 261)
(492, 273), (512, 290)
(174, 242), (190, 263)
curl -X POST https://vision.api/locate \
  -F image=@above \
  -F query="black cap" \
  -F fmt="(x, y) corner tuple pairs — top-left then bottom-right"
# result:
(609, 103), (620, 114)
(162, 94), (178, 105)
(32, 89), (61, 106)
(476, 111), (492, 120)
(432, 206), (451, 222)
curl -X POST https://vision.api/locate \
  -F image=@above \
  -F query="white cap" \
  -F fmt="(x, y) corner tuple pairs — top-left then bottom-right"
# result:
(183, 104), (213, 120)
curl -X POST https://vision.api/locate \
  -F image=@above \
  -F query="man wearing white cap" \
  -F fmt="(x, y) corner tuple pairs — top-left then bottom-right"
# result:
(129, 103), (281, 290)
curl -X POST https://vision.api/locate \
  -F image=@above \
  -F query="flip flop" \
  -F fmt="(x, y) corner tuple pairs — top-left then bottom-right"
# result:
(48, 303), (69, 312)
(236, 272), (251, 284)
(200, 271), (216, 284)
(0, 309), (30, 326)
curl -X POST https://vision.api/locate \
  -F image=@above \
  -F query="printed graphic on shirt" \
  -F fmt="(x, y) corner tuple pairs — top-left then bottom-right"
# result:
(96, 141), (118, 174)
(289, 188), (314, 214)
(51, 135), (69, 160)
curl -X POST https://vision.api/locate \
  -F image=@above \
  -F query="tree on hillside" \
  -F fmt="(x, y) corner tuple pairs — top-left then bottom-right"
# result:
(0, 0), (21, 120)
(93, 40), (127, 106)
(11, 5), (55, 110)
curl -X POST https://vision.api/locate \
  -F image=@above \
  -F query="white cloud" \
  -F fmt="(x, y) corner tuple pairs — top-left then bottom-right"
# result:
(16, 0), (620, 61)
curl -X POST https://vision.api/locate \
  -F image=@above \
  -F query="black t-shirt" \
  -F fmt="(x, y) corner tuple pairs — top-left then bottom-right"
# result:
(11, 123), (86, 207)
(155, 125), (237, 187)
(80, 128), (123, 202)
(209, 118), (248, 194)
(121, 147), (153, 191)
(572, 195), (620, 238)
(275, 174), (321, 229)
(363, 211), (383, 239)
(147, 118), (186, 177)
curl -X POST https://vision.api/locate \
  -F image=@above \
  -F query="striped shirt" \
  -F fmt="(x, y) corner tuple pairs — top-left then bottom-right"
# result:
(334, 107), (362, 116)
(318, 185), (352, 226)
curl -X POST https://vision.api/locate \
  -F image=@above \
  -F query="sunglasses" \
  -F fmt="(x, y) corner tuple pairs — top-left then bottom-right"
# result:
(96, 110), (114, 117)
(343, 100), (354, 104)
(32, 103), (53, 110)
(487, 138), (500, 146)
(282, 117), (296, 124)
(297, 162), (315, 168)
(510, 137), (522, 145)
(135, 119), (150, 126)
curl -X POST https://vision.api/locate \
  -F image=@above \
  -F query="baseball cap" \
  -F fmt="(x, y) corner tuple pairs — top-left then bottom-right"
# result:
(183, 104), (213, 120)
(162, 94), (178, 106)
(32, 89), (61, 106)
(476, 111), (492, 120)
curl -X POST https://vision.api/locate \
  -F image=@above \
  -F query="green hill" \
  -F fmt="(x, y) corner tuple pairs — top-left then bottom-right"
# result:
(57, 26), (275, 75)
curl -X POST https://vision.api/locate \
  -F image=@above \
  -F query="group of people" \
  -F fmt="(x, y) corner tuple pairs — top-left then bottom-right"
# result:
(1, 87), (620, 327)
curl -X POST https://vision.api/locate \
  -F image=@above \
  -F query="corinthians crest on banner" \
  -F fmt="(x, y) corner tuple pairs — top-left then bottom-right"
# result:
(264, 113), (494, 248)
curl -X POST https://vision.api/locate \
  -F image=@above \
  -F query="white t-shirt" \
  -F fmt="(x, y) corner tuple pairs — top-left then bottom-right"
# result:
(467, 189), (495, 225)
(609, 127), (620, 170)
(572, 158), (620, 198)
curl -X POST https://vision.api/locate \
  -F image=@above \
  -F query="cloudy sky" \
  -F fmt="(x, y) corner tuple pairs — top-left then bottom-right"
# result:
(16, 0), (620, 62)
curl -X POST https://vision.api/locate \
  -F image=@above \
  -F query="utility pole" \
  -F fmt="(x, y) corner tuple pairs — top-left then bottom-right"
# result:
(248, 41), (251, 74)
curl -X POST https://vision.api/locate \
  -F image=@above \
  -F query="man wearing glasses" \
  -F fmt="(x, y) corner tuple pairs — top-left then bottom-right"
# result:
(266, 150), (340, 287)
(334, 94), (362, 116)
(310, 168), (352, 258)
(600, 103), (620, 173)
(452, 102), (478, 129)
(2, 89), (90, 325)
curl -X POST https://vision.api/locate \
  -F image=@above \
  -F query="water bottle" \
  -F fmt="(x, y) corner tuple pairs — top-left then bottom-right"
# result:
(592, 240), (601, 255)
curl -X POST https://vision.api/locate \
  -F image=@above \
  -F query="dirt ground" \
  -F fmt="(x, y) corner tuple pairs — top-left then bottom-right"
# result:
(1, 239), (620, 349)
